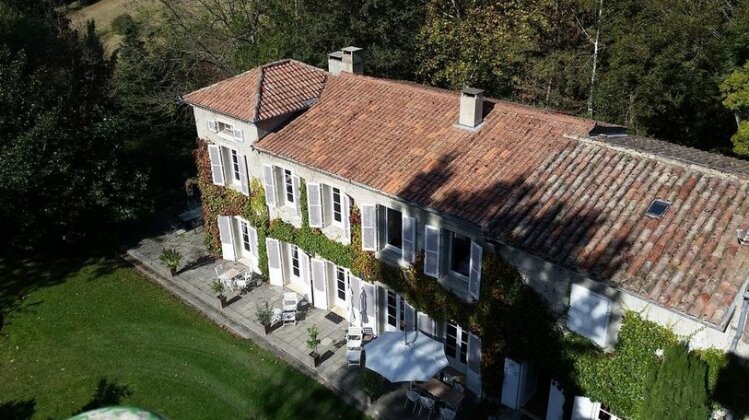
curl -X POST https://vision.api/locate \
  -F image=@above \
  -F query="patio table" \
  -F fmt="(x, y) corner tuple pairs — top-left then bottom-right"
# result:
(419, 378), (464, 410)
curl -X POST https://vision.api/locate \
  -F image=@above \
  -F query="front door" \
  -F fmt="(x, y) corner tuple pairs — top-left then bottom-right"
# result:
(385, 291), (413, 332)
(445, 321), (468, 368)
(310, 258), (328, 310)
(334, 266), (348, 309)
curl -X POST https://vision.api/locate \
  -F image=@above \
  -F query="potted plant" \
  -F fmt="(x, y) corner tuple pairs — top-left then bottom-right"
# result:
(256, 301), (273, 335)
(306, 325), (322, 368)
(159, 248), (182, 277)
(211, 280), (227, 308)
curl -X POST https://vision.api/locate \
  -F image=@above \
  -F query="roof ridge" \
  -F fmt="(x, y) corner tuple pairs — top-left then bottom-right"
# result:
(567, 134), (749, 182)
(334, 72), (598, 129)
(252, 64), (267, 122)
(182, 67), (258, 99)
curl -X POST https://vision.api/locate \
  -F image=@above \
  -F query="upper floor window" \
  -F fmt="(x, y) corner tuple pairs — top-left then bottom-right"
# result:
(336, 267), (347, 301)
(332, 187), (343, 224)
(218, 121), (234, 137)
(284, 169), (295, 206)
(230, 149), (241, 183)
(207, 119), (243, 142)
(385, 207), (403, 250)
(449, 232), (471, 277)
(290, 244), (301, 278)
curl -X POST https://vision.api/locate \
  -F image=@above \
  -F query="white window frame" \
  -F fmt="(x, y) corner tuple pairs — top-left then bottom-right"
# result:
(288, 244), (303, 285)
(217, 120), (234, 138)
(334, 266), (348, 308)
(448, 231), (471, 281)
(283, 169), (295, 208)
(239, 218), (252, 254)
(445, 321), (468, 366)
(383, 207), (403, 253)
(330, 186), (344, 227)
(230, 149), (241, 184)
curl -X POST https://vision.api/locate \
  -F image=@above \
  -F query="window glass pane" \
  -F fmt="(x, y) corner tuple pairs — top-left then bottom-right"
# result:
(450, 232), (471, 276)
(445, 323), (458, 358)
(387, 291), (396, 327)
(231, 150), (240, 181)
(459, 329), (468, 363)
(332, 188), (342, 223)
(240, 221), (250, 251)
(291, 246), (300, 277)
(336, 268), (346, 300)
(284, 169), (294, 203)
(386, 208), (402, 249)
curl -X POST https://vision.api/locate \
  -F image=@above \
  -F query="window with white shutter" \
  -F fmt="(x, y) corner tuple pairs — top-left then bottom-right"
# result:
(417, 312), (436, 337)
(265, 238), (283, 287)
(248, 225), (258, 257)
(207, 120), (218, 132)
(469, 241), (483, 300)
(567, 284), (612, 348)
(402, 215), (416, 263)
(466, 333), (482, 396)
(232, 127), (243, 142)
(307, 183), (323, 228)
(361, 204), (377, 251)
(207, 144), (225, 186)
(292, 175), (301, 215)
(217, 215), (235, 261)
(342, 194), (351, 244)
(237, 155), (249, 196)
(263, 165), (276, 207)
(424, 225), (441, 278)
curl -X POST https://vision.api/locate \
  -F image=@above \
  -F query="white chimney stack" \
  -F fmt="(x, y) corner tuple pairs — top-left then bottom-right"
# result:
(459, 87), (485, 128)
(341, 46), (363, 75)
(327, 51), (343, 75)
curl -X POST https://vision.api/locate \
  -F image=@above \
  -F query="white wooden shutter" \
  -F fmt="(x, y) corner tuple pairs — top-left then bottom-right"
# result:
(571, 396), (600, 420)
(567, 284), (612, 348)
(362, 282), (375, 319)
(546, 381), (565, 420)
(361, 204), (377, 251)
(207, 120), (218, 132)
(292, 175), (301, 216)
(248, 225), (258, 257)
(207, 145), (225, 186)
(417, 312), (436, 337)
(469, 241), (483, 300)
(350, 275), (361, 319)
(262, 165), (276, 207)
(311, 258), (328, 310)
(402, 215), (416, 263)
(342, 194), (351, 244)
(238, 155), (249, 196)
(217, 216), (235, 261)
(405, 302), (416, 331)
(300, 251), (311, 289)
(232, 127), (243, 142)
(307, 183), (323, 228)
(424, 225), (441, 278)
(265, 238), (283, 286)
(466, 333), (482, 396)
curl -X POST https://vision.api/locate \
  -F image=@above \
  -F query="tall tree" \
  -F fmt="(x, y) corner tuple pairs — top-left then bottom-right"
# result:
(0, 0), (146, 250)
(721, 61), (749, 156)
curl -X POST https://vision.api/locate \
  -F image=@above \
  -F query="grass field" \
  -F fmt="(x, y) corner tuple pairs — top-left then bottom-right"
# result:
(0, 258), (365, 419)
(68, 0), (157, 52)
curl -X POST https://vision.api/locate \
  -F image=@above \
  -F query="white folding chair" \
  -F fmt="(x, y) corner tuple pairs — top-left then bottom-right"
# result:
(346, 348), (361, 367)
(418, 396), (436, 418)
(283, 292), (298, 312)
(346, 326), (363, 350)
(282, 310), (296, 326)
(439, 407), (456, 420)
(404, 390), (420, 412)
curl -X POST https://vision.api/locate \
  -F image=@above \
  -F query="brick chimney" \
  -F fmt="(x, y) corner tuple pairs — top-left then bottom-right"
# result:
(459, 87), (485, 129)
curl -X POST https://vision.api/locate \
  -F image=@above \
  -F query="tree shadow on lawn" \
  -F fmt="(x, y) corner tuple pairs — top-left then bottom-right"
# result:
(0, 398), (35, 420)
(252, 374), (366, 419)
(72, 378), (133, 416)
(0, 253), (125, 335)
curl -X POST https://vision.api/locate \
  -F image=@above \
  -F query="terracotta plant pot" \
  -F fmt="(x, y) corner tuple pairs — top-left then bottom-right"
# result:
(263, 323), (272, 335)
(169, 267), (177, 277)
(218, 294), (227, 309)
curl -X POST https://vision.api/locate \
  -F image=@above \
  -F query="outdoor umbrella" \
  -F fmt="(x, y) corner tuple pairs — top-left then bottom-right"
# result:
(363, 330), (449, 383)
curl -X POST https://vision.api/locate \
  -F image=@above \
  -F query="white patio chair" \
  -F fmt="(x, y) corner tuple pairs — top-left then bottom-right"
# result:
(346, 326), (363, 350)
(439, 407), (456, 420)
(418, 396), (436, 418)
(404, 390), (420, 412)
(220, 276), (236, 292)
(234, 277), (249, 293)
(283, 292), (298, 312)
(346, 348), (361, 367)
(282, 310), (296, 327)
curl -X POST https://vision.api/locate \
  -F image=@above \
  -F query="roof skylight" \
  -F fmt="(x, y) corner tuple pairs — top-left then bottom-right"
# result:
(646, 199), (670, 218)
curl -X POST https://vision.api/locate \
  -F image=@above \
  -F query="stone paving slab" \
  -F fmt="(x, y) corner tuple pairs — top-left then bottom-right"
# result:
(124, 227), (480, 420)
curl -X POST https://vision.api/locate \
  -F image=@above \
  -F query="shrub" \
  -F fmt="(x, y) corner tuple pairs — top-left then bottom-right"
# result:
(641, 343), (710, 420)
(111, 14), (135, 36)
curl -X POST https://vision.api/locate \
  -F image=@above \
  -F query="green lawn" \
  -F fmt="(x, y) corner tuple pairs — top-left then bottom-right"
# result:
(0, 259), (365, 419)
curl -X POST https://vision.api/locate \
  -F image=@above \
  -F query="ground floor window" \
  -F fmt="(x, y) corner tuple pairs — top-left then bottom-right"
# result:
(387, 291), (397, 328)
(240, 220), (251, 252)
(336, 267), (346, 300)
(290, 245), (300, 277)
(230, 149), (241, 183)
(445, 322), (468, 364)
(332, 187), (342, 224)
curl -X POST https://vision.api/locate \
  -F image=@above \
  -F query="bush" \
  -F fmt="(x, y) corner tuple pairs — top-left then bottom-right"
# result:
(111, 14), (135, 36)
(641, 343), (710, 420)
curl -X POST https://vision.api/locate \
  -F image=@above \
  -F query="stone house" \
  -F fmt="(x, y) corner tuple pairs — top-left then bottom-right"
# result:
(184, 47), (749, 419)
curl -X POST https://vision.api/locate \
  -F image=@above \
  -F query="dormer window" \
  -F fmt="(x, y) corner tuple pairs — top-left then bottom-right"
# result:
(646, 199), (670, 219)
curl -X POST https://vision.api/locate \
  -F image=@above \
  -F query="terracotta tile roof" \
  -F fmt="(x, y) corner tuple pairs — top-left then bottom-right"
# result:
(183, 60), (326, 122)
